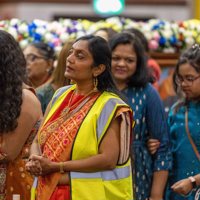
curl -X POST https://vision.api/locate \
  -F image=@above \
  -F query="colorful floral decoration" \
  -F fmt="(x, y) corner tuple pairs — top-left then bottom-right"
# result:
(0, 17), (200, 56)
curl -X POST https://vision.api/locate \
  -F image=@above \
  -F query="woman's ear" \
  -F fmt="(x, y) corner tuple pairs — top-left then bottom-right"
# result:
(93, 64), (106, 77)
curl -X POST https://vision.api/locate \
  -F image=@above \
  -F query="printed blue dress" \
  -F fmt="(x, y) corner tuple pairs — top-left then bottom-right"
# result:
(166, 101), (200, 200)
(123, 83), (172, 200)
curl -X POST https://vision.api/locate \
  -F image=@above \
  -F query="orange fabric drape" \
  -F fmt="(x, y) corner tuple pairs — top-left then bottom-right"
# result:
(49, 186), (70, 200)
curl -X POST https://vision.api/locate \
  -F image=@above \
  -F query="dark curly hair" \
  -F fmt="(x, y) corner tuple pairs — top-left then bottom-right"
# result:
(0, 30), (26, 133)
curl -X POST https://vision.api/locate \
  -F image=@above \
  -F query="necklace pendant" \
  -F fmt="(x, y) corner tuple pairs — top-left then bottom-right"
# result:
(63, 107), (70, 114)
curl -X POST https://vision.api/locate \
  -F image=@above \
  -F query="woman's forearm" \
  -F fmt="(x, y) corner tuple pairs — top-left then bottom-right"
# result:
(61, 153), (117, 173)
(171, 174), (200, 195)
(34, 116), (121, 175)
(29, 152), (119, 176)
(150, 170), (168, 199)
(30, 140), (42, 156)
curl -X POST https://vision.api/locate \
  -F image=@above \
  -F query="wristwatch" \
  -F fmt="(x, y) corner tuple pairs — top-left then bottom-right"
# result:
(188, 176), (197, 188)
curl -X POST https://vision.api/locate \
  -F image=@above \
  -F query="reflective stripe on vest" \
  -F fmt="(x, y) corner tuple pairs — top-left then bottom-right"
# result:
(51, 85), (72, 107)
(96, 98), (126, 141)
(71, 165), (130, 180)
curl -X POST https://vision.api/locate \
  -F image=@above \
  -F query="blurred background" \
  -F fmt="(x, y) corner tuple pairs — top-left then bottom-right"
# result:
(0, 0), (197, 22)
(1, 0), (200, 111)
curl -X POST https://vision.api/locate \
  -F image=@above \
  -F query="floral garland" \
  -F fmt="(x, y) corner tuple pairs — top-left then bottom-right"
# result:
(0, 17), (200, 55)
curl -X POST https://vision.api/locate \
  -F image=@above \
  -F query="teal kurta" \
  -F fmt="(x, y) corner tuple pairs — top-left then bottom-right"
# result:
(166, 101), (200, 200)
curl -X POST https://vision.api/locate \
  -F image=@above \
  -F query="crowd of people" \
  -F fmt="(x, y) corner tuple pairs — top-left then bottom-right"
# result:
(0, 22), (200, 200)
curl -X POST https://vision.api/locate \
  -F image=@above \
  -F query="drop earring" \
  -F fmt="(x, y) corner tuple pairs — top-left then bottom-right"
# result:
(93, 77), (98, 91)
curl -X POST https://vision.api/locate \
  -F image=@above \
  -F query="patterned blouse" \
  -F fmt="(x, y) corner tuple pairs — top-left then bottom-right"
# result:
(123, 83), (172, 200)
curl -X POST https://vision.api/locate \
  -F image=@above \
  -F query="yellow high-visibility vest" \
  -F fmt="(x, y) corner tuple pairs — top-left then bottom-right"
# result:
(50, 85), (134, 200)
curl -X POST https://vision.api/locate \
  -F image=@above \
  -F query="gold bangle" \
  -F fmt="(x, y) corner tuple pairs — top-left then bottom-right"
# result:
(59, 162), (65, 174)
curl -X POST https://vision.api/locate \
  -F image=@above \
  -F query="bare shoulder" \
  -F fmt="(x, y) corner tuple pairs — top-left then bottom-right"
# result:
(21, 89), (42, 119)
(1, 89), (43, 160)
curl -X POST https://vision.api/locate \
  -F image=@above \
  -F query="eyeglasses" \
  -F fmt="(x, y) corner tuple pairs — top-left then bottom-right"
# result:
(175, 75), (200, 86)
(25, 54), (46, 63)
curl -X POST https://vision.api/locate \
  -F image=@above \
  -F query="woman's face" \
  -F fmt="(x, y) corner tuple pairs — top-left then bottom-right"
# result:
(111, 43), (137, 84)
(24, 46), (51, 82)
(177, 62), (200, 100)
(65, 40), (95, 84)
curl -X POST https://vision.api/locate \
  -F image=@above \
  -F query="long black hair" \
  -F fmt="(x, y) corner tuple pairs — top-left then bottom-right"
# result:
(109, 32), (153, 87)
(75, 35), (119, 95)
(0, 30), (26, 132)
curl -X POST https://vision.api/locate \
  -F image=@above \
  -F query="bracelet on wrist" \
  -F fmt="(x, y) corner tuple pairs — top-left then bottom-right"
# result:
(59, 162), (65, 174)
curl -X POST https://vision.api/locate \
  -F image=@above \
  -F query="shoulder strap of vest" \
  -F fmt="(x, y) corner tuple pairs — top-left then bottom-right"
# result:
(51, 85), (73, 107)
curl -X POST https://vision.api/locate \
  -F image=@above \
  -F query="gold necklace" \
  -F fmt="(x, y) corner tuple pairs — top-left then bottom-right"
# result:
(62, 89), (99, 115)
(62, 90), (76, 114)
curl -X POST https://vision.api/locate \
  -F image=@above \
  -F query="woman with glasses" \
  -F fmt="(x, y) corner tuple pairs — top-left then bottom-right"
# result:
(36, 41), (72, 114)
(163, 44), (200, 200)
(23, 42), (55, 88)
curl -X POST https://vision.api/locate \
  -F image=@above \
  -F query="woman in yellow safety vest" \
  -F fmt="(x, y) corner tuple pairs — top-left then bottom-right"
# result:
(26, 35), (134, 200)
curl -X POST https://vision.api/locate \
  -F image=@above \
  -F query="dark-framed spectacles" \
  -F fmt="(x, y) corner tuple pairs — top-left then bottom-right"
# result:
(25, 54), (46, 63)
(175, 75), (200, 86)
